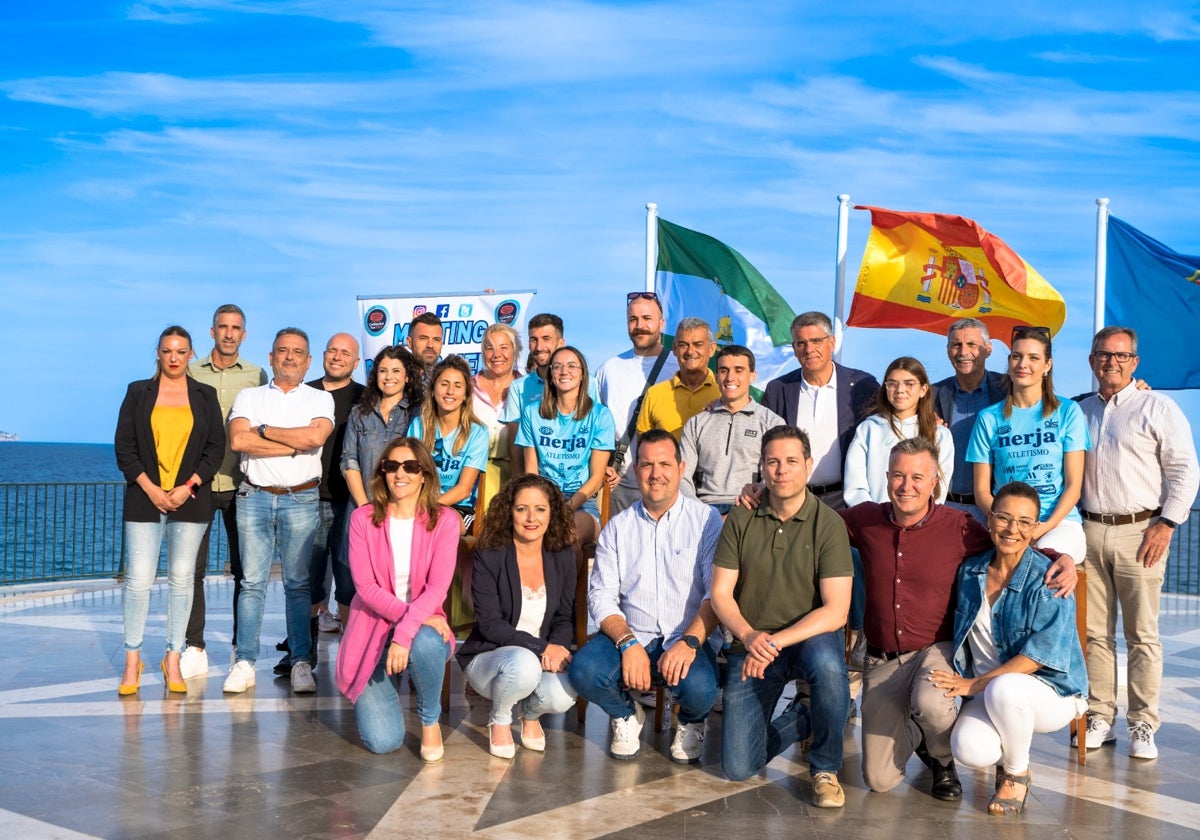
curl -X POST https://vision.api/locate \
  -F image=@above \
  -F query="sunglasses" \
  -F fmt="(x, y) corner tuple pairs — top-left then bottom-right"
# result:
(380, 459), (422, 475)
(626, 291), (660, 303)
(1011, 325), (1051, 344)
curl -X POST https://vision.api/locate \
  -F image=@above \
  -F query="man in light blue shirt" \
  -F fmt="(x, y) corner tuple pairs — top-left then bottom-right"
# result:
(569, 429), (724, 764)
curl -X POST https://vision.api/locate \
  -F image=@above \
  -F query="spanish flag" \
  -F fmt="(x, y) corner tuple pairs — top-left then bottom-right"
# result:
(848, 206), (1066, 338)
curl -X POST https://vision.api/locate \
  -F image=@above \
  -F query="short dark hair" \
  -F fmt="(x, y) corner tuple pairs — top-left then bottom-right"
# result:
(715, 344), (755, 372)
(636, 428), (681, 462)
(1091, 325), (1138, 354)
(212, 304), (245, 326)
(528, 313), (564, 336)
(993, 481), (1041, 510)
(761, 424), (811, 460)
(273, 327), (309, 349)
(411, 311), (443, 330)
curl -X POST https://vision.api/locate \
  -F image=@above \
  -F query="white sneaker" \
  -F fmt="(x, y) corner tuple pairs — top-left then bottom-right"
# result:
(609, 703), (646, 760)
(317, 609), (342, 633)
(1072, 717), (1116, 749)
(223, 660), (256, 694)
(670, 721), (705, 763)
(290, 660), (316, 694)
(179, 647), (209, 680)
(1128, 722), (1159, 759)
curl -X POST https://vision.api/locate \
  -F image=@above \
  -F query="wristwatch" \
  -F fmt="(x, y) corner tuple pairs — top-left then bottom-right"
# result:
(1160, 517), (1178, 529)
(257, 423), (268, 439)
(681, 634), (701, 651)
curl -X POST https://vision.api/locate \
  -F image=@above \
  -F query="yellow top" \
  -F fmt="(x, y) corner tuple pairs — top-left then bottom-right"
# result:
(636, 369), (720, 440)
(151, 405), (194, 490)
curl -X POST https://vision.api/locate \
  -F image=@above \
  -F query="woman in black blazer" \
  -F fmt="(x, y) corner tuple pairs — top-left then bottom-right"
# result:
(114, 325), (225, 695)
(456, 474), (578, 758)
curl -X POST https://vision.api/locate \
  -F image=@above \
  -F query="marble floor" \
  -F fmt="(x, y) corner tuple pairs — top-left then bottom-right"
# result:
(2, 578), (1199, 839)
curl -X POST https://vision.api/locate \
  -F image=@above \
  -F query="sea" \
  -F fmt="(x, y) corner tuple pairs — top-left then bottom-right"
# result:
(0, 442), (121, 483)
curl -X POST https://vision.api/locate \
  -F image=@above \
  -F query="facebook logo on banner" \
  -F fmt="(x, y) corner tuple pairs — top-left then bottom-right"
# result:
(436, 304), (450, 318)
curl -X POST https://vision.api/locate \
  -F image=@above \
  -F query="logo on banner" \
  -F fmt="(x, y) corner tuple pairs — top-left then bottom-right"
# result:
(412, 305), (427, 316)
(364, 306), (389, 337)
(495, 300), (519, 325)
(458, 304), (473, 317)
(436, 304), (450, 318)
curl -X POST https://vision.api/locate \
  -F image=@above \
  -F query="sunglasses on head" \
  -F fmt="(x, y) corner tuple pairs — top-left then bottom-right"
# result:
(380, 459), (422, 475)
(1011, 325), (1051, 344)
(626, 291), (660, 303)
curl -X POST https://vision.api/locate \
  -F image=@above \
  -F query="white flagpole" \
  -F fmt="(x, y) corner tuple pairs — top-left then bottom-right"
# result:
(833, 193), (851, 363)
(645, 203), (658, 293)
(1094, 197), (1110, 337)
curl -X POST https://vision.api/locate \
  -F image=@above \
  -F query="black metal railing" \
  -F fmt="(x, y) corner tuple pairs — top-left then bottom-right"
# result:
(2, 481), (1199, 594)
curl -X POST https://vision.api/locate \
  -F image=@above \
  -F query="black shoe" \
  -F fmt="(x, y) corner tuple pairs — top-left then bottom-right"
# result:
(275, 639), (290, 652)
(273, 653), (293, 675)
(915, 736), (962, 801)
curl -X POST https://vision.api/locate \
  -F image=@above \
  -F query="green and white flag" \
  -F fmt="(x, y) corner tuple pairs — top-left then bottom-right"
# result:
(655, 217), (798, 382)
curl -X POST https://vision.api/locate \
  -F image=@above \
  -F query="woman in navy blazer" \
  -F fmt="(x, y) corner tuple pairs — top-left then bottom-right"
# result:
(113, 325), (225, 695)
(456, 474), (578, 758)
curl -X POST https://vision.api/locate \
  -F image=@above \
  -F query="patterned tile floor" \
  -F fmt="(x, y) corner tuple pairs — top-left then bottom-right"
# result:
(1, 578), (1198, 839)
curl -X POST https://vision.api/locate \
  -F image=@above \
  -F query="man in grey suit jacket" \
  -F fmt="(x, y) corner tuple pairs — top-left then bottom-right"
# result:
(931, 318), (1008, 520)
(763, 312), (878, 510)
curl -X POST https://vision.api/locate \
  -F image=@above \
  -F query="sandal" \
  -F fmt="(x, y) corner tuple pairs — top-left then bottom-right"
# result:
(988, 767), (1032, 815)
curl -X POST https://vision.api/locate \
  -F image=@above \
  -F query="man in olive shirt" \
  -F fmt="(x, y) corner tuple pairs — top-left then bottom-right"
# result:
(711, 425), (853, 808)
(182, 304), (267, 679)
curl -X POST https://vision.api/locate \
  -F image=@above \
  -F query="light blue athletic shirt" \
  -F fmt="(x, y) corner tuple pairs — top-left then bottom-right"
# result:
(965, 397), (1090, 522)
(515, 401), (616, 496)
(407, 416), (490, 508)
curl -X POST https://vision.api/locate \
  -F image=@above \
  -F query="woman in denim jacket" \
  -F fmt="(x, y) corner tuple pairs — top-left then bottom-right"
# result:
(342, 345), (425, 508)
(930, 481), (1087, 816)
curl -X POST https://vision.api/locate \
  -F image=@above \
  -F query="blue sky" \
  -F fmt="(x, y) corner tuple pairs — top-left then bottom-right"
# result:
(1, 1), (1198, 444)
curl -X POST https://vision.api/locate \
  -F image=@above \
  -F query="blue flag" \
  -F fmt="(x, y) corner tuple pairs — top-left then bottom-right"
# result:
(1105, 215), (1200, 389)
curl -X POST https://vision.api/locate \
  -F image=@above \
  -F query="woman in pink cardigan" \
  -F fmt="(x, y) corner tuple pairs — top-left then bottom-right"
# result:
(335, 436), (458, 761)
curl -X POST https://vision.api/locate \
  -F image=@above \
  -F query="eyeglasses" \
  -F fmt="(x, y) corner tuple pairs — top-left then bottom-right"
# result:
(791, 336), (832, 350)
(626, 291), (660, 303)
(380, 459), (422, 475)
(883, 379), (921, 392)
(990, 511), (1038, 533)
(1091, 350), (1137, 363)
(1011, 325), (1051, 344)
(550, 362), (582, 373)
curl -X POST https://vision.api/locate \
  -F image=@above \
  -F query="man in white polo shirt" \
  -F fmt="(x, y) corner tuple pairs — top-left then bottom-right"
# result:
(223, 328), (335, 695)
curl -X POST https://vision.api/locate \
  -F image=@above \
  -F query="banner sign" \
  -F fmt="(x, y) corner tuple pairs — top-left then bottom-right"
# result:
(357, 290), (536, 375)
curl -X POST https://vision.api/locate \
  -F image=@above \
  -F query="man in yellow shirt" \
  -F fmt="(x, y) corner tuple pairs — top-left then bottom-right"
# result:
(636, 318), (718, 440)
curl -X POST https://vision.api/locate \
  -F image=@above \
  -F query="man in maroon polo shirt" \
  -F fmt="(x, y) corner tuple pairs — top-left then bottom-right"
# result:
(840, 437), (1075, 801)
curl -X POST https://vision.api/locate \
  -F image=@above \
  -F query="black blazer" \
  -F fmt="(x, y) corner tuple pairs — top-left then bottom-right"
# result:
(114, 376), (226, 523)
(932, 370), (1009, 422)
(763, 362), (880, 463)
(455, 544), (576, 668)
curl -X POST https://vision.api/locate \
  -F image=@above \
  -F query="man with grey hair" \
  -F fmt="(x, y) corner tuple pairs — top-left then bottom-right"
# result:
(636, 317), (719, 440)
(1076, 325), (1199, 759)
(763, 311), (877, 510)
(223, 328), (335, 696)
(932, 317), (1008, 520)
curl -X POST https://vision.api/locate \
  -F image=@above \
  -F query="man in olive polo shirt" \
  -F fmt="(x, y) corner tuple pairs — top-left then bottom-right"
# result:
(182, 303), (267, 679)
(636, 317), (719, 440)
(711, 424), (853, 808)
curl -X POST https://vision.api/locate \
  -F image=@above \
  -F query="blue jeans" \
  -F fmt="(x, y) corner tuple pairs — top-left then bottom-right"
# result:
(721, 630), (849, 780)
(123, 517), (206, 653)
(464, 646), (577, 725)
(234, 483), (318, 664)
(308, 499), (355, 608)
(353, 625), (450, 753)
(569, 635), (719, 724)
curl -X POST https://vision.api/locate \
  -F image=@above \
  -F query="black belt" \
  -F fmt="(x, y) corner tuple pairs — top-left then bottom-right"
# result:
(808, 480), (843, 496)
(947, 492), (976, 505)
(1081, 507), (1161, 526)
(866, 643), (916, 662)
(249, 479), (320, 495)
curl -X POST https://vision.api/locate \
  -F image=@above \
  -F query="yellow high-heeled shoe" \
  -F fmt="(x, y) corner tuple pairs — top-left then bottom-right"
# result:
(160, 658), (187, 693)
(118, 659), (144, 696)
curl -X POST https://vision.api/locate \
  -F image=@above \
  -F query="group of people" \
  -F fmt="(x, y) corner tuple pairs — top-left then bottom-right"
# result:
(113, 295), (1198, 817)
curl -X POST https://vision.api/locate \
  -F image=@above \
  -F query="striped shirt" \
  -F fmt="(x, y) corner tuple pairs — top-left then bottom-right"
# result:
(1079, 382), (1199, 524)
(587, 492), (724, 649)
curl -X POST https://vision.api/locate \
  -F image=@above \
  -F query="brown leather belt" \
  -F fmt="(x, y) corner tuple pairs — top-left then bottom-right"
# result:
(249, 479), (320, 495)
(947, 492), (976, 505)
(866, 643), (916, 662)
(1080, 507), (1161, 526)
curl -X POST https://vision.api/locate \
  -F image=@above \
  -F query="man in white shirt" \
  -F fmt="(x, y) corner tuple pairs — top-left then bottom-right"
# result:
(223, 328), (335, 696)
(1077, 326), (1199, 759)
(595, 292), (679, 515)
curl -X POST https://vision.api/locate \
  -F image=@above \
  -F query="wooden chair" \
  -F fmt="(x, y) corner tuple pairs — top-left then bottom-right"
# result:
(1067, 566), (1088, 766)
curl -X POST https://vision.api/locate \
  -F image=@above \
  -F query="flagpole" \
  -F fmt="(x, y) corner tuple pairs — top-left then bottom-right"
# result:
(833, 193), (851, 363)
(1094, 197), (1109, 336)
(645, 203), (658, 293)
